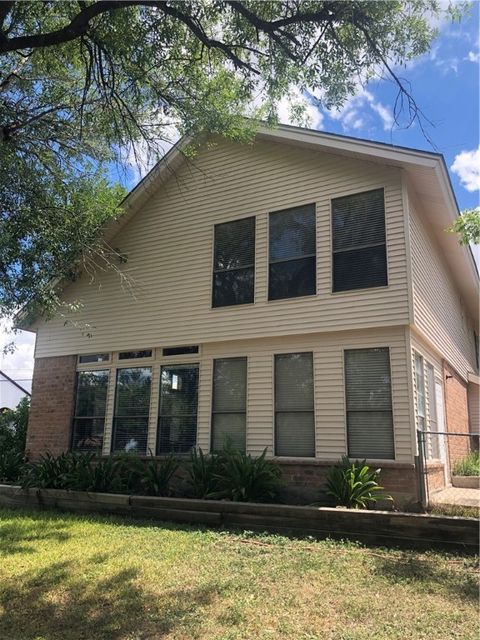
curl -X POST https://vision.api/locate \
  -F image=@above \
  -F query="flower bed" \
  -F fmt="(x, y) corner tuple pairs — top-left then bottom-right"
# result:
(0, 483), (477, 551)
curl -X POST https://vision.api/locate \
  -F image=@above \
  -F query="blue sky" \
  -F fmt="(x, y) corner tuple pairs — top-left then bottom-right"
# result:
(308, 2), (480, 212)
(1, 4), (479, 385)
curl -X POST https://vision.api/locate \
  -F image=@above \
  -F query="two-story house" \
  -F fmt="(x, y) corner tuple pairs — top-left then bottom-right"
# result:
(19, 124), (479, 507)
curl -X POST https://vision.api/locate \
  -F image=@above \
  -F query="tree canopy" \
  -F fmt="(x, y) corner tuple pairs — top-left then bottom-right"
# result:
(0, 0), (467, 322)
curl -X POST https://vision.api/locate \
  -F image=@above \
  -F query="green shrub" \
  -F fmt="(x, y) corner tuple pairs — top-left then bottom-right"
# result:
(210, 447), (282, 502)
(0, 397), (29, 453)
(326, 456), (393, 509)
(0, 449), (26, 483)
(21, 452), (73, 489)
(453, 450), (480, 477)
(63, 454), (127, 493)
(139, 455), (179, 496)
(186, 448), (222, 498)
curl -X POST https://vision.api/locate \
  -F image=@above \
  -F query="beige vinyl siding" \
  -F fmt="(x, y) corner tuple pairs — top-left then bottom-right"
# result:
(409, 199), (476, 380)
(34, 137), (409, 358)
(93, 327), (413, 464)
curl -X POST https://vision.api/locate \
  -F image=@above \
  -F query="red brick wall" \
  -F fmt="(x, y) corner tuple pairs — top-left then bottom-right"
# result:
(276, 460), (419, 509)
(425, 461), (446, 494)
(26, 355), (77, 460)
(443, 361), (470, 467)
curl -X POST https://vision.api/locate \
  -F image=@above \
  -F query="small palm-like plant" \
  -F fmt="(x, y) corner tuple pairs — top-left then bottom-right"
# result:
(0, 449), (26, 483)
(21, 452), (74, 489)
(187, 448), (222, 498)
(211, 447), (282, 503)
(139, 455), (179, 496)
(326, 456), (392, 509)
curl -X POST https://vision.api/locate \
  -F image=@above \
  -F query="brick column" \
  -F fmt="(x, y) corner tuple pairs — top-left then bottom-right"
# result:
(26, 355), (77, 460)
(443, 361), (470, 467)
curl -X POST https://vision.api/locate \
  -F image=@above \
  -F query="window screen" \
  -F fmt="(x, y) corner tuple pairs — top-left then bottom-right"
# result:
(211, 357), (247, 451)
(269, 204), (316, 300)
(332, 189), (387, 292)
(345, 348), (394, 459)
(414, 353), (426, 431)
(71, 370), (109, 452)
(112, 367), (152, 454)
(213, 217), (255, 307)
(275, 353), (315, 457)
(158, 364), (199, 454)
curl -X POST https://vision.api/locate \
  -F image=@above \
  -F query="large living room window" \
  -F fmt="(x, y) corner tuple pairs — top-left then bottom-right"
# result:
(269, 204), (316, 300)
(344, 347), (394, 459)
(213, 217), (255, 307)
(157, 364), (199, 454)
(71, 370), (109, 452)
(274, 353), (315, 457)
(332, 188), (387, 292)
(111, 367), (152, 454)
(211, 357), (247, 451)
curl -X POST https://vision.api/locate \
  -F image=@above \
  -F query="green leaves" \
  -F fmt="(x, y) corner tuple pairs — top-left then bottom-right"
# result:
(447, 208), (480, 246)
(326, 456), (393, 509)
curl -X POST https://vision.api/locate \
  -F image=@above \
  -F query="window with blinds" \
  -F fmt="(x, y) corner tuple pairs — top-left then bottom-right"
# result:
(332, 188), (387, 292)
(211, 357), (247, 451)
(275, 353), (315, 457)
(71, 370), (109, 452)
(344, 348), (394, 459)
(157, 364), (199, 454)
(414, 353), (426, 431)
(78, 353), (109, 364)
(112, 367), (152, 454)
(269, 204), (316, 300)
(213, 217), (255, 307)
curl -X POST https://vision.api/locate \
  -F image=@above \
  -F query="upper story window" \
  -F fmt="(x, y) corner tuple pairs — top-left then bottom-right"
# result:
(213, 217), (255, 308)
(269, 204), (316, 300)
(162, 346), (199, 357)
(344, 347), (394, 459)
(332, 188), (387, 292)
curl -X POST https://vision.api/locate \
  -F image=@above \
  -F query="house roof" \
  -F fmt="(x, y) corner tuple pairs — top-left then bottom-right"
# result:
(18, 122), (479, 327)
(0, 370), (31, 396)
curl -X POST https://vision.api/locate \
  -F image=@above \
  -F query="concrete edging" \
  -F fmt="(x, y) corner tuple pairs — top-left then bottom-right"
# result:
(0, 484), (477, 551)
(451, 475), (480, 489)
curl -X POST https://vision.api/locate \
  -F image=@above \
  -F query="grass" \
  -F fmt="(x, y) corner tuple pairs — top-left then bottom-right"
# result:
(453, 450), (480, 477)
(0, 508), (478, 640)
(429, 503), (480, 519)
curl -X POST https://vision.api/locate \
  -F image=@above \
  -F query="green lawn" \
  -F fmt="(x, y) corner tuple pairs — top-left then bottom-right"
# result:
(0, 508), (478, 640)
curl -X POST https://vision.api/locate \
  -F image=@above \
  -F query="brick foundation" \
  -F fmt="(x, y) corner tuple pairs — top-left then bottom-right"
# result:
(443, 361), (471, 467)
(425, 461), (446, 494)
(26, 355), (77, 460)
(275, 459), (420, 509)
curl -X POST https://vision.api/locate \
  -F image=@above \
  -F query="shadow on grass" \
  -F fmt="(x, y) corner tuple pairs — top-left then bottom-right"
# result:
(0, 558), (221, 640)
(372, 551), (479, 602)
(0, 518), (72, 555)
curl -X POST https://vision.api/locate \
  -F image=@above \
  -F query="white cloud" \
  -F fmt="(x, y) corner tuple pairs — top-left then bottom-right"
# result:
(467, 50), (480, 63)
(451, 148), (480, 192)
(327, 87), (394, 133)
(277, 87), (324, 130)
(0, 320), (35, 382)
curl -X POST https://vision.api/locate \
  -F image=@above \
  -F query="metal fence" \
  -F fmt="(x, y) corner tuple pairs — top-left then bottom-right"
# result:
(416, 430), (479, 509)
